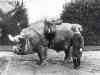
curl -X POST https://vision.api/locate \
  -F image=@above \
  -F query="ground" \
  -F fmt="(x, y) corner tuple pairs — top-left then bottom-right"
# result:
(0, 46), (100, 75)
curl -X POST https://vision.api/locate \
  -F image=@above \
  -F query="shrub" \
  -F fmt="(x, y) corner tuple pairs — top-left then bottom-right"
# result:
(61, 0), (100, 45)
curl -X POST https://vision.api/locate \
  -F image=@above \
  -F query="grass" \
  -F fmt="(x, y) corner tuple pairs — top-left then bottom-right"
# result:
(0, 45), (100, 51)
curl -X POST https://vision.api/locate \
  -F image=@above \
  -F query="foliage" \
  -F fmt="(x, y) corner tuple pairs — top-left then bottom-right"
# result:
(0, 1), (28, 45)
(61, 0), (100, 45)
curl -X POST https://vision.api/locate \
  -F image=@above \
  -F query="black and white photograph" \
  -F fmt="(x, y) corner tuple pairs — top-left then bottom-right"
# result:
(0, 0), (100, 75)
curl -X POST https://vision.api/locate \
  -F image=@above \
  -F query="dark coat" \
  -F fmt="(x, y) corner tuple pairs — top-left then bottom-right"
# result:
(71, 32), (84, 57)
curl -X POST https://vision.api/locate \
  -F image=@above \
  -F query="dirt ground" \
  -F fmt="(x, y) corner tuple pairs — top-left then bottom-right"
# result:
(0, 47), (100, 75)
